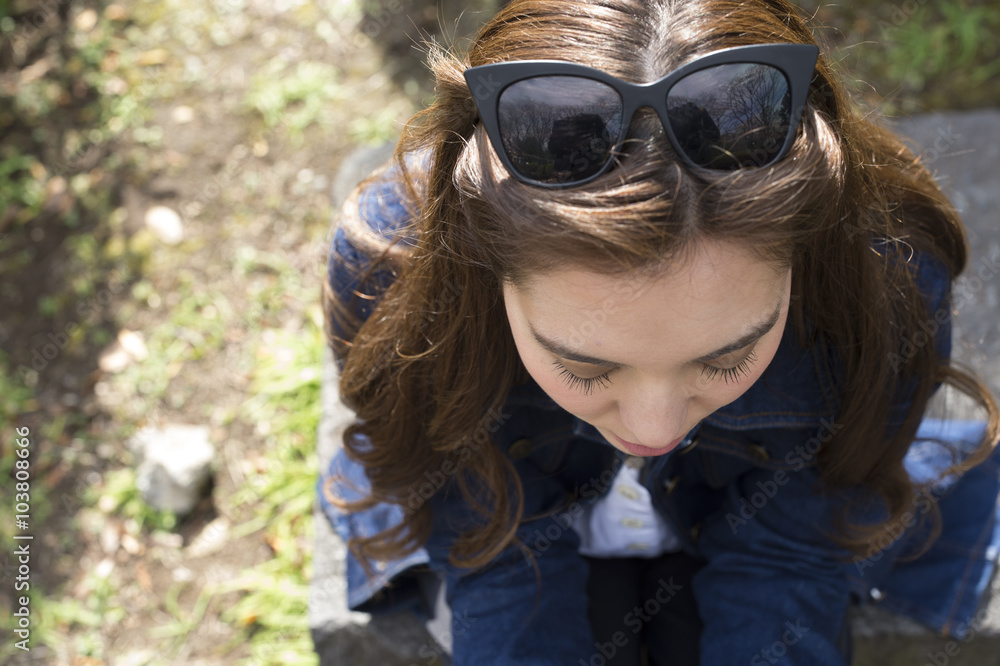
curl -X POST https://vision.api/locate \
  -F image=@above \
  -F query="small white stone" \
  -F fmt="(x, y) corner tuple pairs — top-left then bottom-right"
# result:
(118, 329), (148, 360)
(172, 566), (195, 582)
(131, 424), (215, 515)
(74, 9), (98, 31)
(151, 531), (184, 550)
(95, 557), (115, 578)
(103, 76), (128, 96)
(98, 344), (130, 373)
(98, 494), (118, 513)
(121, 533), (143, 556)
(171, 105), (195, 124)
(100, 522), (121, 555)
(144, 206), (185, 245)
(116, 649), (155, 666)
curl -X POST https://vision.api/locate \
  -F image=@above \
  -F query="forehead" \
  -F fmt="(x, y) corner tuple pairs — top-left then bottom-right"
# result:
(506, 240), (789, 363)
(515, 240), (784, 306)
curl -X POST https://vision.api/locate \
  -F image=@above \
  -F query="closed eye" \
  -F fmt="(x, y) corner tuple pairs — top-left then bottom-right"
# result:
(552, 346), (759, 394)
(551, 361), (612, 395)
(700, 349), (758, 384)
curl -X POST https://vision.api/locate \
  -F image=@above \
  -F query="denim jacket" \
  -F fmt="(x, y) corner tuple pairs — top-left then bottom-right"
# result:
(319, 164), (1000, 665)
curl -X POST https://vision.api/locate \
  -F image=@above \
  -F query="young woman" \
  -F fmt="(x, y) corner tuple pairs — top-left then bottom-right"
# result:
(319, 1), (1000, 664)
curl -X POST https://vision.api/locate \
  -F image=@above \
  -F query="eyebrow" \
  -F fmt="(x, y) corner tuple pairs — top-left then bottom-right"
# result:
(529, 301), (784, 369)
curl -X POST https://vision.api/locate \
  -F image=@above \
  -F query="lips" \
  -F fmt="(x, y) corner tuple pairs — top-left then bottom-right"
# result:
(612, 433), (683, 457)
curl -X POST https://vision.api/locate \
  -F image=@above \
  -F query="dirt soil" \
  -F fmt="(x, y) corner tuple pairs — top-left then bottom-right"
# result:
(1, 0), (494, 664)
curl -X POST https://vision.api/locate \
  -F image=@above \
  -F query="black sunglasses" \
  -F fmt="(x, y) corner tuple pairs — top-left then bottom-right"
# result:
(463, 43), (819, 188)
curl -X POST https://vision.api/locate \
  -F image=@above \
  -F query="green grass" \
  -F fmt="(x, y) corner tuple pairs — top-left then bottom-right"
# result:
(0, 273), (325, 663)
(223, 311), (324, 665)
(800, 0), (1000, 114)
(244, 59), (345, 143)
(872, 1), (1000, 112)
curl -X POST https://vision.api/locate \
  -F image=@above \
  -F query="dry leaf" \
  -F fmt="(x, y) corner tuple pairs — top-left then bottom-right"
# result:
(135, 561), (153, 591)
(137, 49), (170, 66)
(104, 4), (129, 22)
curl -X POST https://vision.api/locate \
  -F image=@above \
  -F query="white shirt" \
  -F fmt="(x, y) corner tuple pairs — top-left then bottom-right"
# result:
(571, 455), (681, 558)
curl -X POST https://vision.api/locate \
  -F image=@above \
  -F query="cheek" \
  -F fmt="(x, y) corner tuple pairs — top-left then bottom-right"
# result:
(542, 375), (612, 417)
(697, 375), (756, 411)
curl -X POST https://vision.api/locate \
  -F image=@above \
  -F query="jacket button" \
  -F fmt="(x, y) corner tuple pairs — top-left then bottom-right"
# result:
(508, 438), (533, 460)
(679, 435), (701, 455)
(690, 522), (702, 543)
(617, 485), (640, 501)
(749, 444), (770, 462)
(869, 587), (886, 603)
(663, 476), (680, 495)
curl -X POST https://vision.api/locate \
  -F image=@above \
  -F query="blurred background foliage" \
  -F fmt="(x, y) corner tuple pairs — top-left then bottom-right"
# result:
(799, 0), (1000, 113)
(0, 0), (998, 663)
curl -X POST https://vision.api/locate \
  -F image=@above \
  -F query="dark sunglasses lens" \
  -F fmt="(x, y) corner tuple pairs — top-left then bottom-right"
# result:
(667, 63), (791, 170)
(498, 76), (623, 184)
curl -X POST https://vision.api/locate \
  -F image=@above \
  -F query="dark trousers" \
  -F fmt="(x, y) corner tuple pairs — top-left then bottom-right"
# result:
(583, 553), (855, 666)
(583, 551), (705, 666)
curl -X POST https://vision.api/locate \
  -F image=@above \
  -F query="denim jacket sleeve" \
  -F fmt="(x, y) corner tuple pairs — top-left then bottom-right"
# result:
(422, 451), (596, 664)
(325, 160), (417, 373)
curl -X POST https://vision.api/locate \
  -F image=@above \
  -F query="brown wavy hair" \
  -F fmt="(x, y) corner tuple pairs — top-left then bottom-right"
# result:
(322, 0), (1000, 574)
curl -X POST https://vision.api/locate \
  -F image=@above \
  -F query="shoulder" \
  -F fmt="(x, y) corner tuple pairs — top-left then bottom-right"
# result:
(881, 239), (954, 365)
(329, 153), (423, 275)
(880, 238), (953, 308)
(325, 152), (429, 330)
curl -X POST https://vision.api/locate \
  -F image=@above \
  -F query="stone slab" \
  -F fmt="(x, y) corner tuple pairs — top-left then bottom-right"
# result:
(850, 109), (1000, 665)
(892, 111), (1000, 415)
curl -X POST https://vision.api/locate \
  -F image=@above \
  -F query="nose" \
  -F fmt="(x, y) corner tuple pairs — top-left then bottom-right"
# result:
(616, 380), (688, 449)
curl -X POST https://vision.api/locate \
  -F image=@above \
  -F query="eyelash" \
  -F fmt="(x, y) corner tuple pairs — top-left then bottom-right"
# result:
(699, 349), (758, 385)
(551, 349), (759, 394)
(552, 361), (612, 395)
